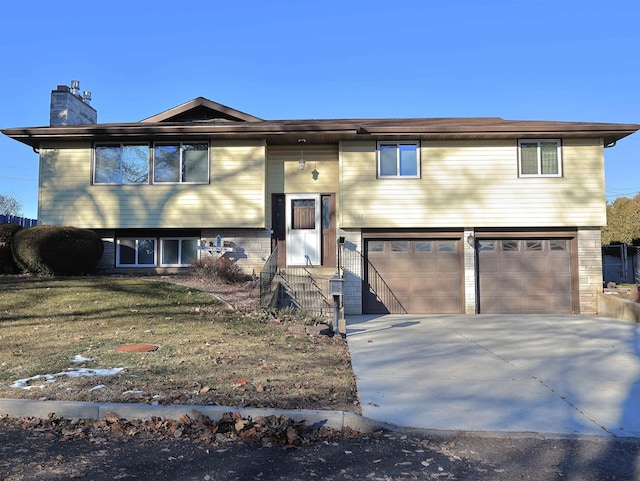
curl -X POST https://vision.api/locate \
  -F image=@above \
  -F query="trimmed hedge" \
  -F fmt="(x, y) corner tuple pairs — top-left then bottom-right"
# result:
(0, 223), (23, 274)
(11, 225), (104, 275)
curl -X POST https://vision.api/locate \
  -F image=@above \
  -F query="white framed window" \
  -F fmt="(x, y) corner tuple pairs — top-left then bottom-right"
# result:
(153, 142), (209, 183)
(160, 238), (198, 267)
(116, 238), (156, 267)
(116, 237), (199, 267)
(518, 139), (562, 177)
(94, 143), (149, 184)
(377, 141), (420, 178)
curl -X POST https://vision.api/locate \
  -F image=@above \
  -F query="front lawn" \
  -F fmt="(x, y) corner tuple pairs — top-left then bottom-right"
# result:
(0, 276), (358, 411)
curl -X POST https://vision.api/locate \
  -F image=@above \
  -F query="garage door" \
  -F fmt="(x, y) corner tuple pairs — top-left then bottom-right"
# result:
(364, 238), (462, 314)
(478, 238), (573, 314)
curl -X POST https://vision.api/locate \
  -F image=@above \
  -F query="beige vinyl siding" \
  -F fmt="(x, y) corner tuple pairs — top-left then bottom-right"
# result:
(38, 140), (266, 229)
(340, 139), (605, 228)
(266, 144), (339, 227)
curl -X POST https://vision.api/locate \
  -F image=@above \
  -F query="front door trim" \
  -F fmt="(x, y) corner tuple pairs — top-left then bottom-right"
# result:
(285, 193), (322, 266)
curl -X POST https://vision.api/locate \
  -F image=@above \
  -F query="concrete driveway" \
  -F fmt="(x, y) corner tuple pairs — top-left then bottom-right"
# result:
(346, 314), (640, 437)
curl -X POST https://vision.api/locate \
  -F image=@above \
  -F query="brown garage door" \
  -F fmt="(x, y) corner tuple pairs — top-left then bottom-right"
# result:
(478, 238), (573, 314)
(364, 238), (462, 314)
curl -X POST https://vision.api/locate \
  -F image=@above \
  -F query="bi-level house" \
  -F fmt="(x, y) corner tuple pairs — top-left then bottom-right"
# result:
(3, 83), (639, 316)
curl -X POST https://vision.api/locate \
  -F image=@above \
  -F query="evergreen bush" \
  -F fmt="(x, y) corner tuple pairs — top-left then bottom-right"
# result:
(11, 225), (104, 275)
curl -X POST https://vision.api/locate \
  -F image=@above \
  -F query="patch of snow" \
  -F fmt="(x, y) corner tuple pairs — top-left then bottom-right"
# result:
(123, 390), (145, 395)
(11, 367), (126, 390)
(90, 384), (106, 391)
(72, 355), (96, 363)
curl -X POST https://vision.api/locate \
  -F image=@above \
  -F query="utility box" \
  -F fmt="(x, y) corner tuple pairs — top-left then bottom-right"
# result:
(329, 274), (343, 296)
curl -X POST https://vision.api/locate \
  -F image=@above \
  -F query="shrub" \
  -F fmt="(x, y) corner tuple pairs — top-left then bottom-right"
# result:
(11, 225), (104, 276)
(190, 256), (248, 284)
(0, 223), (23, 274)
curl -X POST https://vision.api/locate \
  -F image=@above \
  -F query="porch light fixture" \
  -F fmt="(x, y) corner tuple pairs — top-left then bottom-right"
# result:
(467, 234), (475, 248)
(298, 139), (307, 170)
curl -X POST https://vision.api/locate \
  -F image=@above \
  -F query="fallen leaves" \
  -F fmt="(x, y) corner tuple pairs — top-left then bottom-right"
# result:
(0, 410), (357, 448)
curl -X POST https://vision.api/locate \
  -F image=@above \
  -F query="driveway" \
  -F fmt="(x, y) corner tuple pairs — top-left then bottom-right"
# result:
(346, 314), (640, 437)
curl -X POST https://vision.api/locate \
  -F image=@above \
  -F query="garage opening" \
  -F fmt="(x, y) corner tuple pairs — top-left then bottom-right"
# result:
(477, 238), (575, 314)
(364, 237), (463, 314)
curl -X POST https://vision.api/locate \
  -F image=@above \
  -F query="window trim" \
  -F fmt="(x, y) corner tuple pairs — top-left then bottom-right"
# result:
(116, 237), (200, 267)
(152, 141), (210, 184)
(518, 139), (562, 178)
(116, 238), (157, 267)
(93, 142), (150, 185)
(377, 141), (421, 178)
(159, 237), (199, 267)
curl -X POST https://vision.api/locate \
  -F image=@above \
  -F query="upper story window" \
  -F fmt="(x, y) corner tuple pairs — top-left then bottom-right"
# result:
(94, 144), (149, 184)
(153, 142), (209, 183)
(377, 141), (420, 178)
(518, 139), (562, 177)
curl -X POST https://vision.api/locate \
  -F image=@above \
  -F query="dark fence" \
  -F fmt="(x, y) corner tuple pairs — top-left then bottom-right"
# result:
(0, 215), (37, 228)
(603, 244), (640, 285)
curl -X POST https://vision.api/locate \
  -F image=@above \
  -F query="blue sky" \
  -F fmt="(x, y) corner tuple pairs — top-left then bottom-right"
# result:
(1, 0), (638, 219)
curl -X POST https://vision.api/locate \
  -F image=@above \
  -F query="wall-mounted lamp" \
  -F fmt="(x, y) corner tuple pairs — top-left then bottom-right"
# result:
(467, 234), (475, 248)
(298, 139), (307, 171)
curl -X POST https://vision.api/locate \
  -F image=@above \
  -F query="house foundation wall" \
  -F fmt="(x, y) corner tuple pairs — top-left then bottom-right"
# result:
(94, 228), (271, 276)
(200, 229), (271, 275)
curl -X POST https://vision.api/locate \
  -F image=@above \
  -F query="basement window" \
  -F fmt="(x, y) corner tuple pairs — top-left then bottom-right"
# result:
(116, 238), (156, 266)
(160, 238), (199, 267)
(116, 237), (199, 267)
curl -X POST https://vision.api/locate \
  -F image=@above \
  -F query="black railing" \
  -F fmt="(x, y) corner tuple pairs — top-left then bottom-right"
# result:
(259, 244), (279, 306)
(340, 244), (407, 314)
(277, 267), (332, 320)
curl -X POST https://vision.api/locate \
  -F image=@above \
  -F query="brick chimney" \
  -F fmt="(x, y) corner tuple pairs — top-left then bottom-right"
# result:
(49, 81), (97, 126)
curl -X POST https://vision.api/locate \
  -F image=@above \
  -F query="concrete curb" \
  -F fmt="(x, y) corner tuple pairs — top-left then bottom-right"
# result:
(3, 398), (637, 443)
(0, 398), (380, 433)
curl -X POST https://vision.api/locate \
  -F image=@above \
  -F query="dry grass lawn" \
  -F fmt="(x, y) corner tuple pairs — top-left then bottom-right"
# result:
(0, 275), (358, 412)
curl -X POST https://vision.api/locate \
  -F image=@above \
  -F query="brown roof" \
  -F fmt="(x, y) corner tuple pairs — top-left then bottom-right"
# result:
(2, 96), (638, 147)
(140, 97), (263, 123)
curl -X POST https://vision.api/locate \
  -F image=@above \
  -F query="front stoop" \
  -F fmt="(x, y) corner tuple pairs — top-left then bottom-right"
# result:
(276, 267), (335, 319)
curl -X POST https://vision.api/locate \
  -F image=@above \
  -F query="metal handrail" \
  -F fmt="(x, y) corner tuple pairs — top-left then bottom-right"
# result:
(259, 244), (279, 306)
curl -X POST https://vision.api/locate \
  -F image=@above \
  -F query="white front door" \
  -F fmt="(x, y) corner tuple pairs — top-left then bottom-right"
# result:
(286, 194), (321, 265)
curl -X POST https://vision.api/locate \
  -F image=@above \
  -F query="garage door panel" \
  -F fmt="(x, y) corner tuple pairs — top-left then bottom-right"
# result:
(393, 256), (418, 267)
(436, 296), (462, 313)
(478, 237), (574, 314)
(546, 295), (572, 312)
(499, 296), (524, 312)
(364, 237), (462, 314)
(479, 278), (499, 293)
(548, 260), (571, 274)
